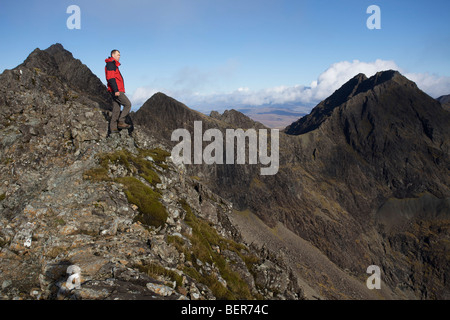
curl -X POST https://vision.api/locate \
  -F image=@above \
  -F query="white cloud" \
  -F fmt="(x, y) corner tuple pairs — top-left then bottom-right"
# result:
(404, 72), (450, 98)
(311, 59), (400, 101)
(131, 60), (450, 111)
(131, 86), (161, 107)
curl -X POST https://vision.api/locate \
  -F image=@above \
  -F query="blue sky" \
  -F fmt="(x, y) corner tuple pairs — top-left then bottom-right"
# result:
(1, 0), (450, 112)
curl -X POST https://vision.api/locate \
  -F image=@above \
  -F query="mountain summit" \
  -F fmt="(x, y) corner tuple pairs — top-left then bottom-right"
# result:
(0, 44), (302, 301)
(284, 70), (449, 198)
(11, 43), (112, 110)
(284, 70), (431, 135)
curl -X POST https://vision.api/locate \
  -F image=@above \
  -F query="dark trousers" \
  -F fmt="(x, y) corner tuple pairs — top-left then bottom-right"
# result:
(110, 92), (131, 131)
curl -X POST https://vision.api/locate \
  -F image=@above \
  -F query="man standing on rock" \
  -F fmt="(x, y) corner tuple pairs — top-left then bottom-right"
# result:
(105, 49), (131, 133)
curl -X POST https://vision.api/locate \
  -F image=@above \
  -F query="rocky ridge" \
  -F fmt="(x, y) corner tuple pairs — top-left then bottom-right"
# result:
(0, 44), (303, 300)
(133, 69), (450, 299)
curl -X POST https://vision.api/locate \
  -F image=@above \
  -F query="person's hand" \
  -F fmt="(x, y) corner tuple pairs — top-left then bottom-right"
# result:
(115, 92), (120, 97)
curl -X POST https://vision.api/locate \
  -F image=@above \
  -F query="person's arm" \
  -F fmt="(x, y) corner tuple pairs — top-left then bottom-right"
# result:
(105, 61), (120, 95)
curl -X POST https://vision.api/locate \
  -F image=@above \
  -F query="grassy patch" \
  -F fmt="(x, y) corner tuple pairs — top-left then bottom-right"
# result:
(83, 148), (260, 299)
(140, 148), (171, 167)
(179, 199), (258, 300)
(117, 176), (167, 228)
(135, 263), (183, 289)
(83, 148), (169, 186)
(83, 148), (170, 228)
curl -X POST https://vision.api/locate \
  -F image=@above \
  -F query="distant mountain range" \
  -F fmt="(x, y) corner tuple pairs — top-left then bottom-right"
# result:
(204, 104), (311, 129)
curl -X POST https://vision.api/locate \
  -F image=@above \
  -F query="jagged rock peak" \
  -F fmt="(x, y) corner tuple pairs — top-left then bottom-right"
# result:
(21, 43), (70, 72)
(135, 91), (205, 121)
(284, 70), (418, 135)
(131, 92), (211, 143)
(141, 92), (193, 110)
(13, 43), (112, 110)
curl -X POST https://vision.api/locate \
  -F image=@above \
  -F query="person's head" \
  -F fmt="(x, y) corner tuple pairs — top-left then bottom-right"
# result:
(111, 49), (120, 61)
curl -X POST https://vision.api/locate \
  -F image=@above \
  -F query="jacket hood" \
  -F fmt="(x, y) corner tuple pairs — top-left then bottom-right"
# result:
(105, 57), (120, 66)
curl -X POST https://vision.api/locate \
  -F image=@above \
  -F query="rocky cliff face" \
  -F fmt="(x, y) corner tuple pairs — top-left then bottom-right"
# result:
(280, 71), (450, 299)
(0, 44), (302, 300)
(133, 69), (450, 299)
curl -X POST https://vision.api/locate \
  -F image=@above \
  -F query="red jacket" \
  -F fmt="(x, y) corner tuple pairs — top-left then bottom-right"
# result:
(105, 57), (125, 93)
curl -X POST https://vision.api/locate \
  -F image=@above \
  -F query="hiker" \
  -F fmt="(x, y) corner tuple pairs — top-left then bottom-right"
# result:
(105, 49), (131, 133)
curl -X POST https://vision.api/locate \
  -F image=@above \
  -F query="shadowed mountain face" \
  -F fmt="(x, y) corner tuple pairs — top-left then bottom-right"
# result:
(1, 44), (449, 300)
(133, 70), (450, 299)
(286, 70), (449, 199)
(278, 71), (450, 299)
(132, 92), (213, 142)
(438, 94), (450, 111)
(132, 92), (267, 139)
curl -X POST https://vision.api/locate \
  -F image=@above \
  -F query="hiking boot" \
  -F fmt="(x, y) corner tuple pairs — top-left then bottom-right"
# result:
(117, 122), (131, 129)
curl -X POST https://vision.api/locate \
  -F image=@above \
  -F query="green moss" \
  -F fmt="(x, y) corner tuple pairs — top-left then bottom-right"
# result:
(184, 265), (234, 299)
(135, 148), (171, 172)
(83, 167), (109, 181)
(140, 148), (171, 164)
(135, 263), (183, 289)
(55, 218), (66, 226)
(167, 235), (186, 248)
(0, 193), (5, 202)
(179, 199), (256, 300)
(84, 148), (167, 187)
(83, 148), (170, 228)
(117, 176), (168, 228)
(82, 148), (258, 299)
